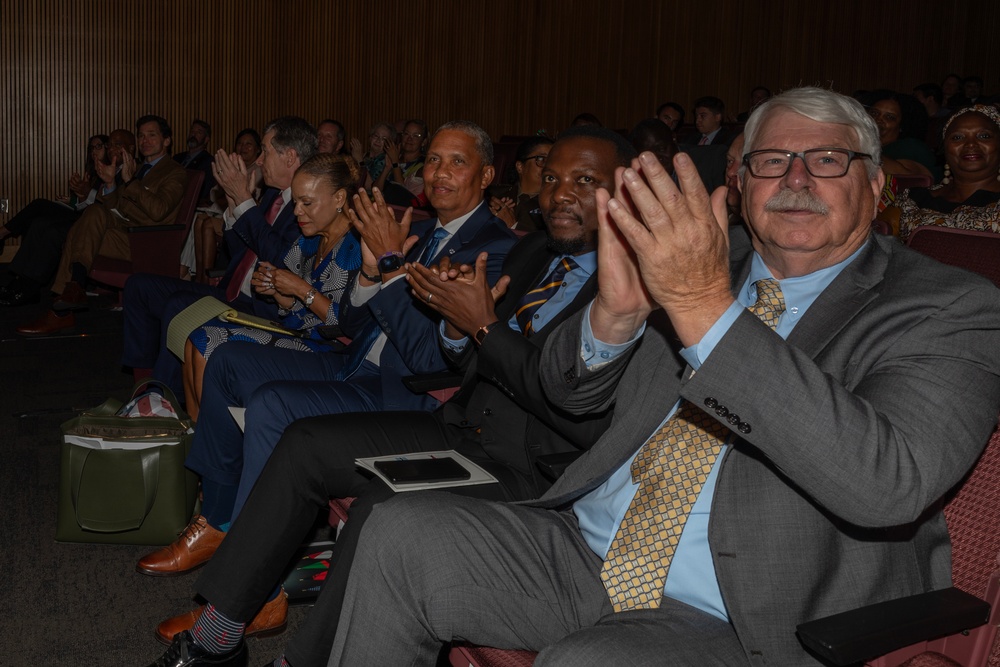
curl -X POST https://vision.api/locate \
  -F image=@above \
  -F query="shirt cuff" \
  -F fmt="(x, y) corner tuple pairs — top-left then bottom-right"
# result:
(350, 277), (381, 305)
(581, 301), (645, 369)
(439, 320), (470, 353)
(679, 300), (744, 369)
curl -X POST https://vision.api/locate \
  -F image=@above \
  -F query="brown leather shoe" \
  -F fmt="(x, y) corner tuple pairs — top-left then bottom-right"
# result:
(16, 310), (75, 335)
(136, 515), (225, 577)
(52, 282), (89, 311)
(155, 590), (289, 645)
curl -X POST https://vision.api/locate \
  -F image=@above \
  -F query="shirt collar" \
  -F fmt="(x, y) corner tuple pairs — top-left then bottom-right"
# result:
(744, 241), (868, 324)
(436, 200), (486, 236)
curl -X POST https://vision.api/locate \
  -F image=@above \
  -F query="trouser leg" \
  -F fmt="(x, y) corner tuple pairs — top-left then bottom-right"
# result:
(51, 203), (114, 293)
(9, 203), (80, 285)
(194, 411), (448, 624)
(329, 493), (611, 666)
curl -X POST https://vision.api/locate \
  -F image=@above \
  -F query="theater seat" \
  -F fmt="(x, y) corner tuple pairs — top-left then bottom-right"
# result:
(906, 226), (1000, 287)
(89, 169), (204, 289)
(797, 423), (1000, 666)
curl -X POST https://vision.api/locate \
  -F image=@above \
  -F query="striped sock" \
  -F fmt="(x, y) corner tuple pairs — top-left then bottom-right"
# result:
(190, 603), (245, 654)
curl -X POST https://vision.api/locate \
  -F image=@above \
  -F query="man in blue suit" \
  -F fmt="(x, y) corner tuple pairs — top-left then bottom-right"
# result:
(135, 121), (518, 579)
(120, 116), (316, 394)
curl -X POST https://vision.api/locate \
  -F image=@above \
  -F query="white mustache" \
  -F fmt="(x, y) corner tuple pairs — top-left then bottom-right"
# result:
(763, 190), (829, 214)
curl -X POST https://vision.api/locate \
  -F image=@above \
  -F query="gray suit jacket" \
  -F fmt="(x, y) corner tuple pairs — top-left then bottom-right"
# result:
(536, 233), (1000, 665)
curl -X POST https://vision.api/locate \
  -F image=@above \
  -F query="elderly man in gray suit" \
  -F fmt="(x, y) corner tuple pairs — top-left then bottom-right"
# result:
(327, 88), (1000, 666)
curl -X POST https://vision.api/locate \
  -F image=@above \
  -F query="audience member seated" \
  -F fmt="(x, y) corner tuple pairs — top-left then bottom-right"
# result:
(655, 101), (685, 133)
(132, 121), (517, 583)
(141, 126), (630, 667)
(964, 75), (985, 105)
(174, 118), (216, 203)
(120, 116), (314, 395)
(867, 89), (939, 179)
(325, 87), (1000, 667)
(487, 135), (554, 231)
(349, 121), (396, 189)
(684, 95), (737, 147)
(913, 82), (949, 119)
(316, 119), (346, 155)
(628, 118), (678, 173)
(893, 105), (1000, 241)
(736, 85), (771, 122)
(942, 72), (967, 111)
(374, 118), (428, 207)
(182, 153), (363, 420)
(184, 128), (263, 283)
(16, 116), (186, 335)
(0, 132), (122, 307)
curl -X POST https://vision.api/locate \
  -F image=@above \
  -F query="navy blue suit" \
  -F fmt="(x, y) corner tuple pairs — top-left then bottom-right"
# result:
(121, 188), (301, 394)
(183, 203), (518, 525)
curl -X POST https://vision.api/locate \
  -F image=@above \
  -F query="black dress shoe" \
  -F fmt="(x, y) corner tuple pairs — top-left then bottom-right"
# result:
(146, 630), (247, 667)
(0, 283), (40, 306)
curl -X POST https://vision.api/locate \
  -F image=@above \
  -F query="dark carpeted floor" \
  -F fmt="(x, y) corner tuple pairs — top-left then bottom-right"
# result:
(0, 284), (310, 666)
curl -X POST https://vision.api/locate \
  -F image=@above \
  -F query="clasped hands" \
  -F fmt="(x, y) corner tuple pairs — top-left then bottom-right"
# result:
(406, 253), (510, 341)
(252, 261), (308, 302)
(592, 151), (734, 348)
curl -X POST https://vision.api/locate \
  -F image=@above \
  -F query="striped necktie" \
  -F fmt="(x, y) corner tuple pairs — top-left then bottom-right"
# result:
(600, 278), (784, 611)
(514, 257), (578, 336)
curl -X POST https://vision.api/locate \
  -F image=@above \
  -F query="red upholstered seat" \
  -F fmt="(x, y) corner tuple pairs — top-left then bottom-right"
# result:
(906, 226), (1000, 288)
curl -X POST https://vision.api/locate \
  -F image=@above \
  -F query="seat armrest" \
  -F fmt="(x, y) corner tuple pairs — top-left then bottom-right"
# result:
(125, 224), (185, 233)
(402, 371), (464, 394)
(795, 587), (990, 666)
(535, 451), (584, 481)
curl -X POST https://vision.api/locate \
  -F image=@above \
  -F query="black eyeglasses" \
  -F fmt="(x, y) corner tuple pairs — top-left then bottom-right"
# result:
(523, 154), (548, 166)
(743, 148), (873, 178)
(90, 143), (105, 150)
(402, 132), (424, 139)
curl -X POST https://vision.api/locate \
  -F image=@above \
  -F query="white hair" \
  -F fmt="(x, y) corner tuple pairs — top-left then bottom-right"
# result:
(741, 87), (882, 179)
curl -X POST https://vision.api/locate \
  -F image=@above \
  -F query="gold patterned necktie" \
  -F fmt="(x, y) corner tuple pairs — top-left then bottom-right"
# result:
(600, 278), (785, 612)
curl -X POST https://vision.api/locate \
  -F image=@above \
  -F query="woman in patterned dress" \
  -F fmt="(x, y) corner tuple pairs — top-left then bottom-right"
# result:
(182, 153), (363, 419)
(894, 105), (1000, 241)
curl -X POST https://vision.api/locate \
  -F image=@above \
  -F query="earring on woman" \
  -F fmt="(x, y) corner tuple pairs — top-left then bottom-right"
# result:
(941, 163), (952, 185)
(336, 207), (342, 213)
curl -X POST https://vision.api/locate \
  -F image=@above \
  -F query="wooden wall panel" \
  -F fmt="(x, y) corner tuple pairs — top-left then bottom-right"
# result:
(2, 0), (999, 257)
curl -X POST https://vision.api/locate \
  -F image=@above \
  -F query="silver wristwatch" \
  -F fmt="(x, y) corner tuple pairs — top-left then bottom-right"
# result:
(303, 288), (318, 306)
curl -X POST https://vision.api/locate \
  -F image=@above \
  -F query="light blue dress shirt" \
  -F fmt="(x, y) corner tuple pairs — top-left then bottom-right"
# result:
(573, 243), (868, 621)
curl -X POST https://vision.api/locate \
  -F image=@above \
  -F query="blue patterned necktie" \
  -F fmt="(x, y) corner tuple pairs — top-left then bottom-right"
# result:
(418, 228), (449, 266)
(134, 163), (153, 180)
(515, 257), (578, 336)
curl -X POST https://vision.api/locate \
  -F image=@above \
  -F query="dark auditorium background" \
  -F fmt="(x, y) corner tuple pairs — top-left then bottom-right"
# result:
(1, 0), (998, 261)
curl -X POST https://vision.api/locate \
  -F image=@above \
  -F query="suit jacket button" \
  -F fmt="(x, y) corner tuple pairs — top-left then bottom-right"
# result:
(727, 414), (740, 426)
(705, 397), (718, 408)
(715, 406), (729, 417)
(483, 408), (493, 416)
(737, 422), (751, 434)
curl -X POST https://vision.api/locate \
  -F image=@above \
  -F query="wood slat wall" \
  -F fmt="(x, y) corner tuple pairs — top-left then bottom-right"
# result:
(2, 0), (998, 252)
